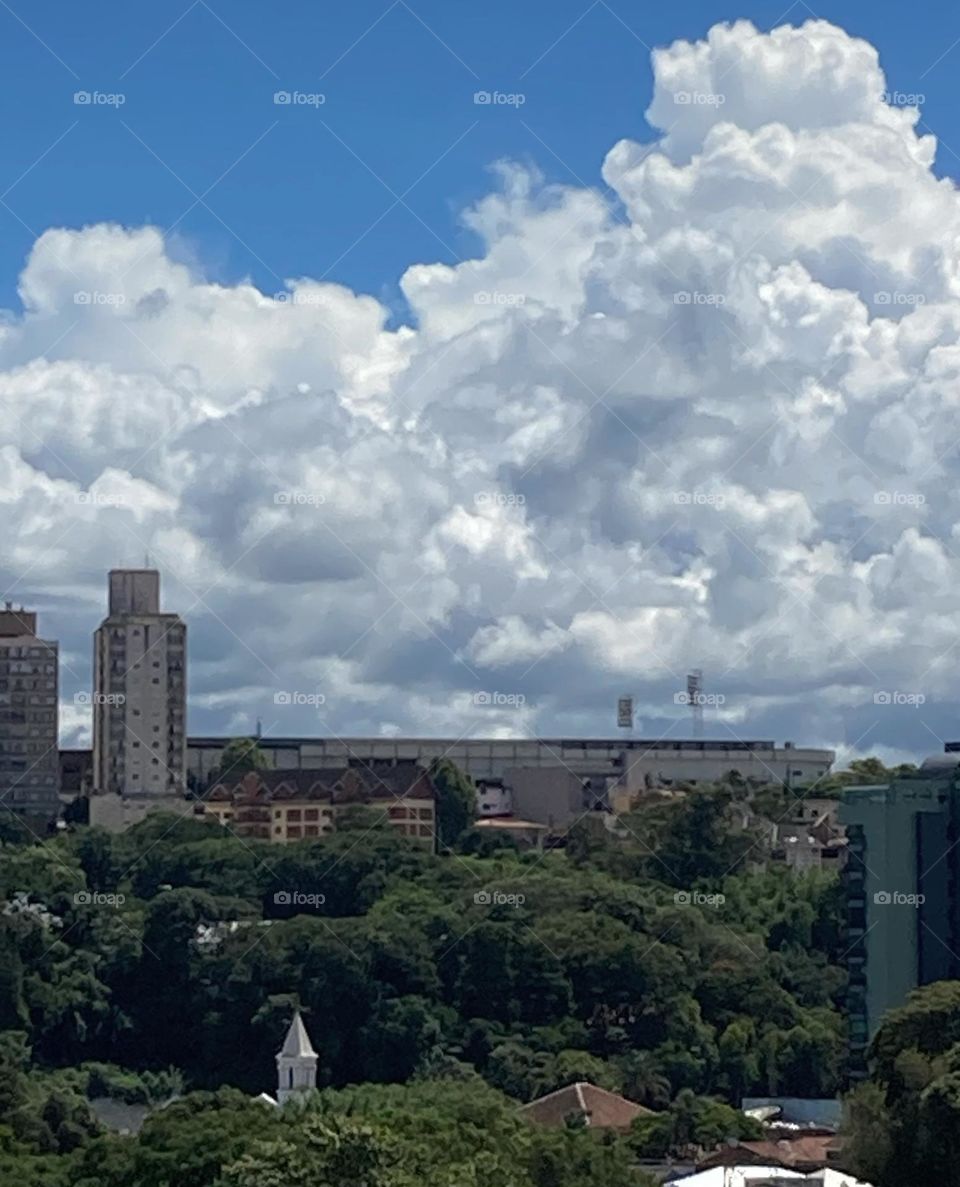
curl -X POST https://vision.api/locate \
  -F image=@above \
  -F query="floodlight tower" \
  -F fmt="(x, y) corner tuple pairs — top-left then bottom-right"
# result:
(687, 670), (703, 738)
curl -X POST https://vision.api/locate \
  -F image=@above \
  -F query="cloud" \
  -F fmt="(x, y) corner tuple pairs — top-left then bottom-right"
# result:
(2, 18), (959, 760)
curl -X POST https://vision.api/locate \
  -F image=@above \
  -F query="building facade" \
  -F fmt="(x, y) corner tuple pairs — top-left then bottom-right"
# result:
(187, 736), (834, 797)
(0, 604), (59, 821)
(201, 762), (436, 847)
(91, 570), (186, 807)
(840, 756), (960, 1075)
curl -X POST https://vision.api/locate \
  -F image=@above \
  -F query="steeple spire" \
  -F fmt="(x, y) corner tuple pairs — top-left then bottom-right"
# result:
(276, 1010), (317, 1103)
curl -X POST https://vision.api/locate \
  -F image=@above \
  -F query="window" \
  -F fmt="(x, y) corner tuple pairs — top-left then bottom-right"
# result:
(287, 826), (302, 839)
(287, 809), (301, 822)
(304, 809), (318, 821)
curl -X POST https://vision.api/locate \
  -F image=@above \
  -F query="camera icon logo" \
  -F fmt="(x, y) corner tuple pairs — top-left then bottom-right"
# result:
(274, 691), (291, 705)
(875, 291), (891, 305)
(673, 891), (691, 905)
(674, 291), (691, 305)
(474, 890), (491, 905)
(274, 91), (292, 105)
(73, 91), (91, 105)
(474, 91), (491, 104)
(874, 891), (891, 905)
(274, 890), (292, 905)
(74, 891), (92, 905)
(873, 691), (891, 705)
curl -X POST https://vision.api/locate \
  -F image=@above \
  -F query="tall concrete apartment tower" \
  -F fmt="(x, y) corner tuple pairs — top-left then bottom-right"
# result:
(91, 570), (186, 829)
(0, 603), (59, 822)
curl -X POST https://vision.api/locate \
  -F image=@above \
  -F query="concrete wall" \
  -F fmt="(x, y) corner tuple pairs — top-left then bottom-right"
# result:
(94, 613), (186, 798)
(506, 766), (585, 828)
(187, 737), (834, 791)
(621, 745), (831, 790)
(89, 792), (189, 833)
(0, 618), (59, 820)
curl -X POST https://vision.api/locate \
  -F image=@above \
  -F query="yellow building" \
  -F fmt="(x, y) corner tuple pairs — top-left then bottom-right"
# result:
(200, 763), (436, 847)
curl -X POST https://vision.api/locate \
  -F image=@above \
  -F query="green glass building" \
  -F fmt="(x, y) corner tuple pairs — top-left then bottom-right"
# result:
(840, 755), (960, 1076)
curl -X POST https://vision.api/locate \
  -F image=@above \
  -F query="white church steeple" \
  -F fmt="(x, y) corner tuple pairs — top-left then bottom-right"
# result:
(275, 1010), (317, 1104)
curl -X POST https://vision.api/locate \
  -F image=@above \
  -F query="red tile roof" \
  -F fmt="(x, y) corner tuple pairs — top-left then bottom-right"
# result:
(204, 761), (434, 805)
(699, 1135), (836, 1171)
(518, 1082), (652, 1131)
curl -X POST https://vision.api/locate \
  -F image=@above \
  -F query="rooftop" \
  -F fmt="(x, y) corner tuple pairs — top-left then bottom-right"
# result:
(518, 1081), (652, 1130)
(279, 1012), (316, 1060)
(206, 762), (434, 804)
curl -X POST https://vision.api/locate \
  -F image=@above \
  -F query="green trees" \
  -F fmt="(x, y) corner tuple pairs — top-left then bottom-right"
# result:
(629, 1089), (763, 1158)
(843, 982), (960, 1186)
(0, 771), (857, 1184)
(210, 738), (269, 786)
(428, 759), (477, 847)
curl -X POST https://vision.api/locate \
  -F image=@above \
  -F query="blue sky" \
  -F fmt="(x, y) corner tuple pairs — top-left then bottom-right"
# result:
(4, 2), (960, 761)
(0, 0), (954, 318)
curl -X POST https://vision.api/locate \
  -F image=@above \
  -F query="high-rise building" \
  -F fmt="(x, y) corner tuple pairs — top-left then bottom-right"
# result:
(0, 603), (59, 822)
(92, 570), (186, 804)
(840, 755), (960, 1076)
